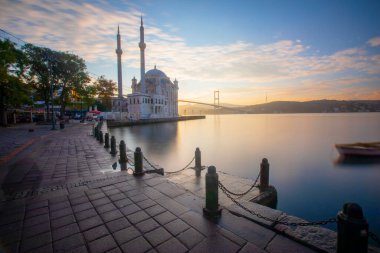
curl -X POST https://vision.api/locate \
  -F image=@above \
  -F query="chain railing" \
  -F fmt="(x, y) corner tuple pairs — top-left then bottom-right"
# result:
(143, 155), (160, 170)
(165, 156), (195, 175)
(218, 171), (260, 197)
(218, 181), (337, 226)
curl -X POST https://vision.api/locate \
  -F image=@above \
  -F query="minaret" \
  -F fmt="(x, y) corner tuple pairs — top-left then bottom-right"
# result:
(139, 16), (146, 93)
(116, 25), (123, 98)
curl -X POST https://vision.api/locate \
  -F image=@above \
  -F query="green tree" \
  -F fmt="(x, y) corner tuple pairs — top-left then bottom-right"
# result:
(0, 39), (30, 126)
(93, 76), (116, 111)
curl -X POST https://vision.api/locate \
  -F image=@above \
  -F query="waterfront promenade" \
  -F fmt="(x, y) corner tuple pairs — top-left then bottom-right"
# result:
(0, 122), (348, 252)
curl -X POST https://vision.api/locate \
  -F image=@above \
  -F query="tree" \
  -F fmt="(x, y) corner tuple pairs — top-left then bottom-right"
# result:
(93, 76), (116, 110)
(0, 39), (30, 126)
(54, 51), (90, 116)
(22, 44), (58, 121)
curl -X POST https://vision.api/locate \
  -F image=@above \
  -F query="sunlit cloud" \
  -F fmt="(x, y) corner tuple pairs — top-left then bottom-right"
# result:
(368, 37), (380, 47)
(1, 0), (379, 104)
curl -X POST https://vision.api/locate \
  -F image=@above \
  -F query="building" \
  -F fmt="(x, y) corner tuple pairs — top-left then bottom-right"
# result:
(127, 17), (179, 120)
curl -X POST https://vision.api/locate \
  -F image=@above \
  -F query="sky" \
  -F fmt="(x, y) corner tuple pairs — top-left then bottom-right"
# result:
(1, 0), (380, 105)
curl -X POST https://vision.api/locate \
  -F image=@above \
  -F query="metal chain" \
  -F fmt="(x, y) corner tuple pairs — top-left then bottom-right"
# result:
(143, 156), (160, 170)
(166, 157), (195, 175)
(218, 181), (337, 226)
(218, 171), (260, 197)
(369, 232), (380, 246)
(127, 160), (135, 167)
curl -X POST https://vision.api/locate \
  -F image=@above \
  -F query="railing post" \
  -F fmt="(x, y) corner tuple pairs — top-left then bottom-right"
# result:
(260, 158), (269, 192)
(110, 136), (117, 156)
(195, 147), (201, 177)
(337, 203), (368, 253)
(119, 140), (128, 165)
(104, 133), (110, 148)
(203, 166), (222, 218)
(134, 147), (144, 176)
(99, 130), (103, 143)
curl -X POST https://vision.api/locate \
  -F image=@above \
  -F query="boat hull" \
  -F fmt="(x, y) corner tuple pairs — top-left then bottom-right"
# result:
(335, 142), (380, 157)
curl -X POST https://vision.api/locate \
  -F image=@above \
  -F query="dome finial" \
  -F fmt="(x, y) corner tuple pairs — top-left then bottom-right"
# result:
(141, 15), (143, 26)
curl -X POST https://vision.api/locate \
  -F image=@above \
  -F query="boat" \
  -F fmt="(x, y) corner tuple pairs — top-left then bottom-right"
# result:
(335, 142), (380, 157)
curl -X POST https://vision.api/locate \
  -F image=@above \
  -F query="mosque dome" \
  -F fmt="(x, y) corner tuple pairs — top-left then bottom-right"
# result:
(145, 65), (167, 78)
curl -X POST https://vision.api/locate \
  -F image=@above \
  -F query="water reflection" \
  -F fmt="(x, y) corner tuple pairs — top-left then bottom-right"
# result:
(335, 156), (380, 166)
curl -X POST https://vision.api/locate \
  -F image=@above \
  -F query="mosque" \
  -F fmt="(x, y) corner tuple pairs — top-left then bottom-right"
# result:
(112, 17), (179, 120)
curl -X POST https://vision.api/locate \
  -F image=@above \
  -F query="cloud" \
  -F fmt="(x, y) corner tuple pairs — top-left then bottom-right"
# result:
(368, 37), (380, 47)
(1, 0), (380, 103)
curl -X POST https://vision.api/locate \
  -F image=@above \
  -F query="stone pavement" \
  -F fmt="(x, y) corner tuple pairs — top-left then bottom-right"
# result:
(0, 122), (326, 253)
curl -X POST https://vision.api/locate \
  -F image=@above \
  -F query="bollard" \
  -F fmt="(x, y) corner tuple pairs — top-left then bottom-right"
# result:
(337, 203), (368, 253)
(133, 147), (144, 176)
(99, 131), (104, 143)
(92, 125), (95, 136)
(110, 136), (117, 156)
(94, 127), (99, 139)
(195, 147), (202, 177)
(259, 158), (269, 192)
(119, 140), (128, 165)
(104, 133), (110, 148)
(203, 166), (222, 218)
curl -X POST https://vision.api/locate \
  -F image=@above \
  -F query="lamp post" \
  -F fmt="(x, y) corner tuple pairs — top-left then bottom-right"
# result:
(48, 55), (56, 130)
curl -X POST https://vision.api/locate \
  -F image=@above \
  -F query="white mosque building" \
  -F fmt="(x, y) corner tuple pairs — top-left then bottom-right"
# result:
(112, 17), (179, 120)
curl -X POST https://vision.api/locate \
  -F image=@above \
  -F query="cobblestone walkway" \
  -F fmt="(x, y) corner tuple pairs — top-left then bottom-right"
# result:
(0, 122), (321, 253)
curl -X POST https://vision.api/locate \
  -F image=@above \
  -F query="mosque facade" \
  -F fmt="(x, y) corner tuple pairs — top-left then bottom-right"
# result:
(112, 17), (179, 120)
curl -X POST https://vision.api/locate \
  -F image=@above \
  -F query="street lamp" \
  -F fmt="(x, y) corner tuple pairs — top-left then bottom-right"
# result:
(48, 55), (56, 130)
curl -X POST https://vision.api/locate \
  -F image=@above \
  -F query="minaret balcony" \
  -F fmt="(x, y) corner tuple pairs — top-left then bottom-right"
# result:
(139, 42), (146, 50)
(116, 48), (123, 54)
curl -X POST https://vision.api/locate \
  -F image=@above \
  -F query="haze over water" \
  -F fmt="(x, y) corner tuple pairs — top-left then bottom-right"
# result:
(109, 113), (380, 235)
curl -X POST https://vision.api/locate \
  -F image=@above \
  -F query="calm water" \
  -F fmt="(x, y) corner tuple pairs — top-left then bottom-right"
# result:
(109, 113), (380, 235)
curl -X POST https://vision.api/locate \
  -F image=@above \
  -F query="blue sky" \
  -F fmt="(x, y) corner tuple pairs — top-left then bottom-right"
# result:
(1, 0), (379, 104)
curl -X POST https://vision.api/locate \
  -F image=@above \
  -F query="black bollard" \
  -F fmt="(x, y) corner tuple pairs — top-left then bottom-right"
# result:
(104, 133), (110, 148)
(203, 166), (222, 218)
(337, 203), (368, 253)
(119, 140), (128, 165)
(94, 127), (99, 139)
(259, 158), (269, 192)
(133, 147), (144, 176)
(92, 125), (95, 136)
(195, 147), (202, 177)
(110, 136), (117, 156)
(99, 131), (104, 143)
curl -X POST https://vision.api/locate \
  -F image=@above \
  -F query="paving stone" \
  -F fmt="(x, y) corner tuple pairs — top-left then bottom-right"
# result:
(104, 188), (121, 196)
(164, 218), (191, 236)
(88, 235), (118, 253)
(135, 218), (160, 233)
(51, 214), (76, 229)
(155, 237), (187, 253)
(27, 200), (48, 210)
(120, 236), (152, 253)
(106, 217), (131, 233)
(189, 234), (241, 253)
(0, 211), (24, 226)
(53, 223), (80, 241)
(74, 208), (97, 221)
(92, 197), (111, 207)
(1, 229), (22, 245)
(130, 194), (148, 203)
(180, 211), (220, 236)
(136, 198), (156, 209)
(144, 227), (172, 247)
(106, 247), (122, 253)
(239, 242), (267, 253)
(218, 210), (275, 249)
(100, 209), (124, 223)
(24, 213), (50, 228)
(25, 207), (49, 218)
(20, 231), (52, 252)
(78, 215), (103, 231)
(155, 196), (189, 216)
(126, 210), (150, 224)
(0, 221), (23, 236)
(154, 211), (177, 225)
(51, 207), (73, 220)
(266, 235), (317, 253)
(177, 228), (205, 249)
(218, 227), (246, 247)
(66, 245), (88, 253)
(113, 226), (141, 245)
(28, 243), (53, 253)
(70, 196), (89, 206)
(96, 203), (117, 214)
(87, 192), (105, 201)
(53, 233), (85, 252)
(145, 204), (166, 217)
(109, 193), (126, 202)
(141, 186), (165, 199)
(72, 202), (93, 213)
(114, 198), (133, 208)
(50, 201), (71, 211)
(22, 221), (50, 238)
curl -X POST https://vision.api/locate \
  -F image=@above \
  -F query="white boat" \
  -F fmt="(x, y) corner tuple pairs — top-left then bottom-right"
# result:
(335, 142), (380, 157)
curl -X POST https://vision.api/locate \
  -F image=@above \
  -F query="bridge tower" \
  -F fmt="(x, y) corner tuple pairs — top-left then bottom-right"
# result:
(214, 90), (220, 114)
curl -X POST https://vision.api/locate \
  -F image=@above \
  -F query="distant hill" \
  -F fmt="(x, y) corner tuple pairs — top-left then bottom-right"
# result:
(179, 100), (380, 115)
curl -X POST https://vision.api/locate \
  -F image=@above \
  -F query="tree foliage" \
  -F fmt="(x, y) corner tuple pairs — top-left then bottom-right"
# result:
(0, 39), (30, 126)
(93, 75), (117, 110)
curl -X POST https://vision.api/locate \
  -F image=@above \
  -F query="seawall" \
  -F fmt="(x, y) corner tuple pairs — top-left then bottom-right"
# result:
(107, 115), (205, 127)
